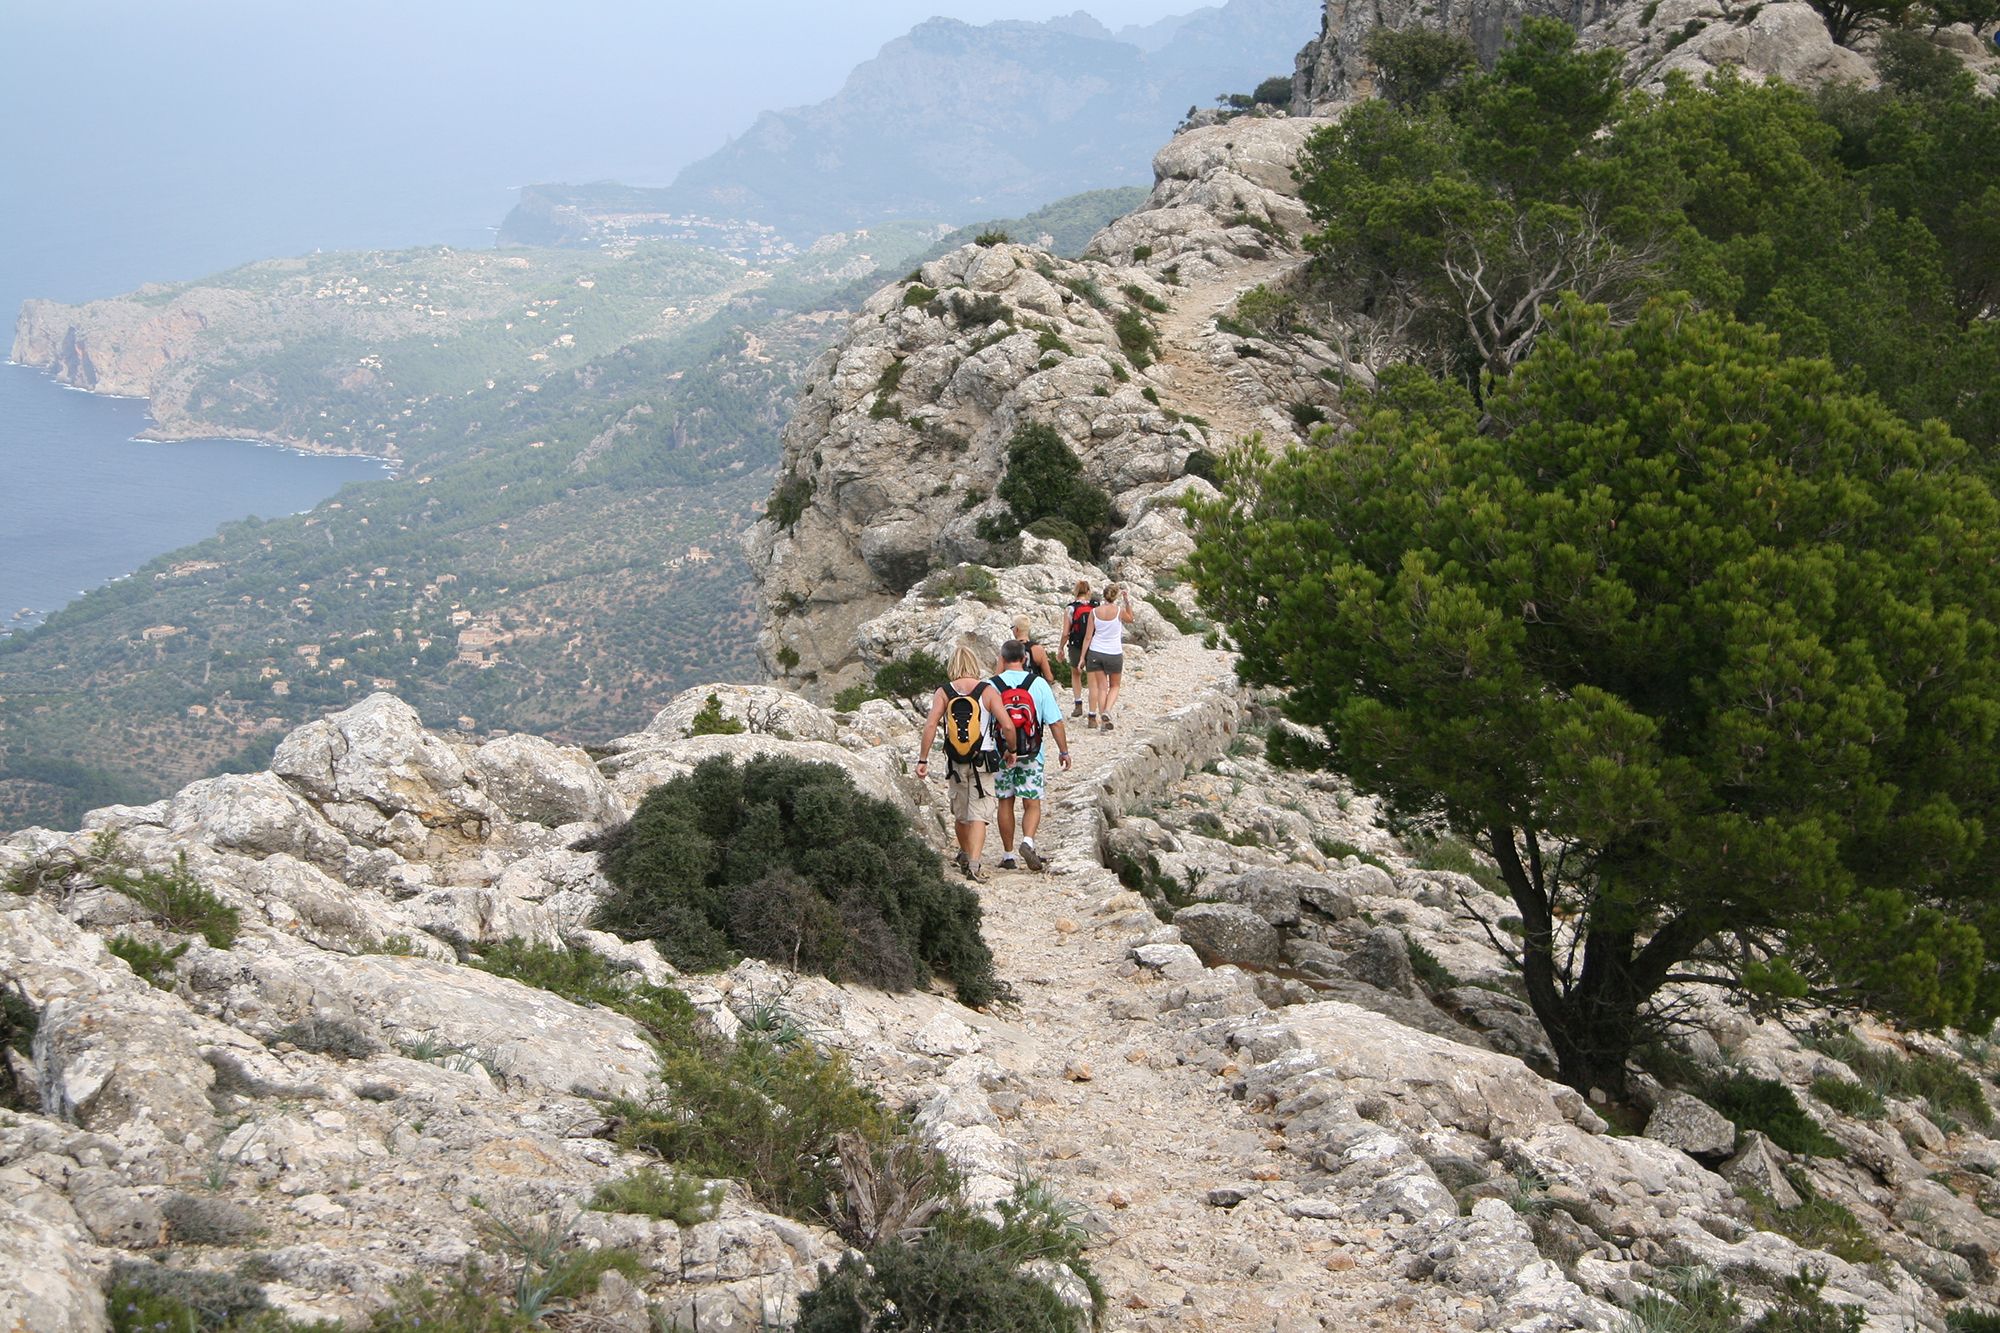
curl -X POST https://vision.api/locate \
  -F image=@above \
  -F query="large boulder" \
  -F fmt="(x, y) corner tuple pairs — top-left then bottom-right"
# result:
(1173, 903), (1282, 969)
(1343, 925), (1421, 999)
(167, 771), (351, 863)
(0, 1196), (105, 1333)
(1642, 1091), (1737, 1160)
(470, 733), (621, 827)
(272, 694), (498, 844)
(635, 684), (842, 747)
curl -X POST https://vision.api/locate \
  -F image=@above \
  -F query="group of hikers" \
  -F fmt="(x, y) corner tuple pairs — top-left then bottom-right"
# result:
(915, 580), (1135, 882)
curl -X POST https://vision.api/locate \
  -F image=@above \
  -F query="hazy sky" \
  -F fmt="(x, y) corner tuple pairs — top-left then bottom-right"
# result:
(0, 1), (1205, 313)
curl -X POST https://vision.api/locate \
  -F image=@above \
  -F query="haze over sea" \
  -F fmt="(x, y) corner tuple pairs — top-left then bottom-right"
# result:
(0, 0), (1187, 632)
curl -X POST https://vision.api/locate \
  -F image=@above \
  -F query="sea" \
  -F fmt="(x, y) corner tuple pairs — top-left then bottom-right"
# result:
(0, 363), (387, 635)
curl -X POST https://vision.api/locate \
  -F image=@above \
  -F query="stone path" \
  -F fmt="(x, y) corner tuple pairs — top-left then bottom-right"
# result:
(1149, 257), (1300, 447)
(963, 631), (1465, 1332)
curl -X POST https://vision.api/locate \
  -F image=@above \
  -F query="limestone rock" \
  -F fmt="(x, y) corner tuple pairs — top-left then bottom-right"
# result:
(1588, 0), (1875, 92)
(0, 1196), (105, 1333)
(1723, 1131), (1802, 1209)
(470, 733), (621, 828)
(272, 694), (498, 842)
(1342, 925), (1420, 999)
(1643, 1091), (1737, 1160)
(1173, 902), (1282, 968)
(637, 683), (842, 746)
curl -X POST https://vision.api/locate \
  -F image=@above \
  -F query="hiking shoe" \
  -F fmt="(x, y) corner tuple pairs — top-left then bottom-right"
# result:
(1086, 714), (1098, 729)
(953, 848), (970, 873)
(965, 862), (990, 883)
(1072, 699), (1084, 718)
(1021, 842), (1044, 872)
(1000, 854), (1019, 870)
(1102, 717), (1115, 732)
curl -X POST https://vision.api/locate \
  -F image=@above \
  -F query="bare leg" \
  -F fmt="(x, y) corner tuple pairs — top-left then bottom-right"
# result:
(1022, 799), (1042, 842)
(1089, 667), (1108, 719)
(996, 798), (1017, 855)
(962, 820), (987, 863)
(1101, 670), (1123, 719)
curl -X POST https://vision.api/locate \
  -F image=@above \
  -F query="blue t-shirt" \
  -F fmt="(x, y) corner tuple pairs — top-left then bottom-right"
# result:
(994, 669), (1063, 727)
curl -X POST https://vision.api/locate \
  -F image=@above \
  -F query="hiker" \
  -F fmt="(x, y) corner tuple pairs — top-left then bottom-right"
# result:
(1063, 579), (1098, 722)
(1009, 614), (1057, 686)
(916, 642), (1019, 882)
(989, 638), (1071, 872)
(1085, 581), (1135, 731)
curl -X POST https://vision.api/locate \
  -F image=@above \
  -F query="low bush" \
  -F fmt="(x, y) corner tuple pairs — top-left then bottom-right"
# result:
(832, 683), (882, 712)
(104, 1261), (276, 1332)
(904, 284), (938, 307)
(946, 292), (1010, 327)
(1120, 283), (1167, 314)
(987, 422), (1114, 557)
(1025, 515), (1091, 561)
(1115, 308), (1159, 368)
(1706, 1075), (1839, 1156)
(162, 1193), (264, 1246)
(587, 1168), (721, 1226)
(1405, 934), (1460, 993)
(1622, 1265), (1741, 1333)
(1807, 1030), (1992, 1129)
(973, 230), (1010, 247)
(615, 1035), (893, 1224)
(1948, 1310), (2000, 1333)
(468, 938), (697, 1050)
(874, 650), (949, 714)
(1131, 244), (1154, 262)
(1151, 597), (1206, 637)
(1808, 1074), (1886, 1120)
(118, 851), (240, 948)
(592, 755), (1002, 1006)
(1747, 1266), (1867, 1333)
(1, 986), (36, 1110)
(767, 473), (814, 529)
(798, 1180), (1104, 1333)
(108, 935), (188, 990)
(775, 645), (801, 672)
(1408, 833), (1507, 898)
(687, 692), (745, 737)
(269, 1015), (379, 1061)
(921, 563), (1003, 606)
(1252, 74), (1293, 106)
(1183, 448), (1219, 483)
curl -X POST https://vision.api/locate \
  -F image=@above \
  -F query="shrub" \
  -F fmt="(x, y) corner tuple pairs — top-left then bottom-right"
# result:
(832, 683), (882, 712)
(1809, 1074), (1886, 1120)
(162, 1193), (264, 1246)
(989, 421), (1115, 556)
(920, 564), (1002, 606)
(1183, 449), (1219, 483)
(776, 645), (801, 672)
(1131, 245), (1153, 262)
(107, 934), (188, 990)
(1747, 1266), (1867, 1332)
(1151, 597), (1206, 636)
(105, 1261), (272, 1332)
(1405, 934), (1460, 992)
(687, 692), (745, 737)
(1623, 1266), (1742, 1333)
(947, 292), (1009, 327)
(1807, 1030), (1992, 1129)
(874, 650), (949, 714)
(1024, 516), (1091, 561)
(1408, 833), (1507, 897)
(1316, 838), (1391, 871)
(1120, 283), (1167, 314)
(616, 1035), (893, 1224)
(1706, 1074), (1839, 1156)
(1948, 1311), (2000, 1333)
(1252, 74), (1294, 106)
(798, 1181), (1103, 1333)
(1289, 402), (1327, 433)
(1234, 284), (1299, 338)
(270, 1015), (380, 1061)
(973, 230), (1010, 247)
(870, 359), (907, 420)
(117, 851), (240, 948)
(588, 1168), (721, 1226)
(767, 473), (813, 529)
(1060, 276), (1108, 309)
(904, 284), (938, 307)
(592, 755), (1002, 1006)
(473, 1211), (646, 1326)
(468, 938), (697, 1050)
(1115, 308), (1159, 368)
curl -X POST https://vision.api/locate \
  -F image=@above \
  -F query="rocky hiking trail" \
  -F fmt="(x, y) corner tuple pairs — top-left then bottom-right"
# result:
(1149, 257), (1298, 448)
(949, 631), (1466, 1332)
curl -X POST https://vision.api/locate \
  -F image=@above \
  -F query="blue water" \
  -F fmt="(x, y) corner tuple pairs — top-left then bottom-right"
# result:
(0, 363), (386, 632)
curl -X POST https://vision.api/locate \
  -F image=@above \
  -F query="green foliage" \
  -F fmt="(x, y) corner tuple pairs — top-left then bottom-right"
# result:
(1806, 1030), (1992, 1128)
(1150, 596), (1206, 637)
(832, 683), (882, 712)
(687, 692), (745, 737)
(1747, 1267), (1867, 1332)
(988, 422), (1115, 558)
(615, 1034), (892, 1224)
(1807, 0), (1914, 44)
(1253, 75), (1294, 106)
(1131, 245), (1154, 262)
(1362, 24), (1479, 108)
(587, 1168), (722, 1226)
(904, 284), (938, 307)
(920, 564), (1003, 606)
(973, 230), (1011, 247)
(1926, 0), (2000, 34)
(1809, 1074), (1887, 1120)
(1405, 935), (1460, 993)
(107, 935), (189, 990)
(1114, 309), (1158, 369)
(1623, 1267), (1743, 1333)
(776, 645), (801, 672)
(1120, 283), (1167, 314)
(105, 1262), (277, 1333)
(473, 1210), (645, 1325)
(870, 359), (908, 419)
(118, 852), (241, 949)
(1409, 834), (1507, 898)
(271, 1015), (380, 1061)
(798, 1180), (1103, 1333)
(768, 473), (814, 530)
(1706, 1075), (1838, 1156)
(874, 650), (949, 715)
(1316, 838), (1392, 872)
(1025, 516), (1092, 562)
(592, 756), (1000, 1005)
(467, 938), (697, 1051)
(946, 292), (1010, 328)
(1189, 293), (2000, 1092)
(1948, 1310), (2000, 1333)
(1224, 284), (1298, 339)
(1182, 449), (1219, 484)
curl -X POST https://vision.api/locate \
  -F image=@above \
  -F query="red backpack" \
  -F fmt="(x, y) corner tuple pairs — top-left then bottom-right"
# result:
(1066, 599), (1097, 658)
(990, 675), (1042, 760)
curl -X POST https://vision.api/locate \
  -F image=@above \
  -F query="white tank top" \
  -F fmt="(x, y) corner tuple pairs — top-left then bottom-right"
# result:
(1089, 606), (1124, 654)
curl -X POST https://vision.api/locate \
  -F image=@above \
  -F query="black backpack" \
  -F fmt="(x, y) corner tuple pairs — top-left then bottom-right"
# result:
(1065, 600), (1097, 657)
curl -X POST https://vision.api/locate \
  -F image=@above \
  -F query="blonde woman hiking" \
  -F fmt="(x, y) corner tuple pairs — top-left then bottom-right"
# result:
(1061, 579), (1098, 722)
(916, 642), (1019, 882)
(1085, 582), (1134, 731)
(1009, 614), (1057, 686)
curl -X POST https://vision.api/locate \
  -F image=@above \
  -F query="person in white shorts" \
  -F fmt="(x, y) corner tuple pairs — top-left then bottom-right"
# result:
(1085, 582), (1135, 731)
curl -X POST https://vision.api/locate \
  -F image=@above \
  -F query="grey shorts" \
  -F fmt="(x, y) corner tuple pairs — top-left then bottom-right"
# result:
(1085, 649), (1123, 676)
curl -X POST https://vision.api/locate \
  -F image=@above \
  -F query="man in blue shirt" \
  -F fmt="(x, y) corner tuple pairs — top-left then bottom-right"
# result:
(991, 638), (1071, 871)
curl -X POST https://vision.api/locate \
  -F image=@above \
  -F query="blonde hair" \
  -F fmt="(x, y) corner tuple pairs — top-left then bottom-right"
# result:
(1102, 582), (1122, 601)
(1011, 615), (1033, 640)
(946, 643), (984, 679)
(1073, 578), (1091, 598)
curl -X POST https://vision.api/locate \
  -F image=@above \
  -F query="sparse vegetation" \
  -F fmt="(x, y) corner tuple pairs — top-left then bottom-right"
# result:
(920, 564), (1003, 606)
(978, 421), (1115, 558)
(687, 692), (745, 736)
(973, 230), (1011, 247)
(162, 1193), (265, 1246)
(1805, 1030), (1993, 1130)
(904, 284), (938, 307)
(270, 1015), (381, 1061)
(592, 755), (1002, 1005)
(587, 1168), (722, 1226)
(1115, 308), (1159, 368)
(767, 473), (814, 529)
(1809, 1074), (1887, 1120)
(468, 938), (698, 1051)
(107, 934), (189, 990)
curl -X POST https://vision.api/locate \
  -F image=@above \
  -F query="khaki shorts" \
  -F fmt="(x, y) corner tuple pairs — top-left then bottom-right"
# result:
(947, 765), (997, 827)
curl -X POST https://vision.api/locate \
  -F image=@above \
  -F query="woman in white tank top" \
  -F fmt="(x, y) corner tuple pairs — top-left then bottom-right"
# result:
(1084, 582), (1135, 731)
